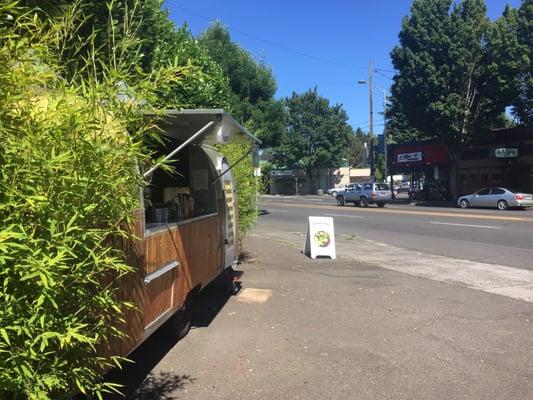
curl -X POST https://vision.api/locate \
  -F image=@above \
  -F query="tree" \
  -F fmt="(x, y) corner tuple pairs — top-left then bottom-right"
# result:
(485, 5), (528, 126)
(274, 88), (353, 191)
(31, 0), (232, 110)
(346, 127), (369, 168)
(513, 0), (532, 125)
(388, 0), (454, 143)
(198, 23), (285, 147)
(388, 0), (511, 196)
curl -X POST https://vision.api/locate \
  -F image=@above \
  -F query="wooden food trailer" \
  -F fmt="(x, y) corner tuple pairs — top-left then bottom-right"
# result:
(112, 109), (260, 357)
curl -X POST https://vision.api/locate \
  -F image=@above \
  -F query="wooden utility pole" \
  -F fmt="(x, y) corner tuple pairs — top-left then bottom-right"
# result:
(369, 61), (375, 178)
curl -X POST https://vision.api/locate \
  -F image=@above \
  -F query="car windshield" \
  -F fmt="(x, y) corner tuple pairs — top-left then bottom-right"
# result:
(375, 184), (389, 190)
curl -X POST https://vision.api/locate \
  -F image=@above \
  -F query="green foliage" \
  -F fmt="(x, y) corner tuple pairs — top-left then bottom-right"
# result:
(199, 23), (285, 148)
(147, 24), (233, 110)
(215, 145), (259, 239)
(273, 88), (353, 190)
(346, 128), (370, 168)
(513, 0), (532, 125)
(0, 1), (169, 399)
(389, 0), (530, 149)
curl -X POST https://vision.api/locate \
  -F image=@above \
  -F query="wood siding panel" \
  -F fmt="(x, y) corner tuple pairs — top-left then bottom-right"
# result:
(113, 213), (223, 358)
(177, 215), (223, 289)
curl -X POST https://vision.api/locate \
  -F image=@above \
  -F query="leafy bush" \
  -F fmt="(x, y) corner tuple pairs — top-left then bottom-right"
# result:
(216, 144), (259, 239)
(0, 2), (156, 399)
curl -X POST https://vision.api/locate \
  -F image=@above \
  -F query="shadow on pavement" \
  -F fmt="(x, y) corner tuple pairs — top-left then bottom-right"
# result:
(190, 275), (235, 328)
(100, 276), (235, 399)
(101, 327), (186, 400)
(133, 372), (196, 400)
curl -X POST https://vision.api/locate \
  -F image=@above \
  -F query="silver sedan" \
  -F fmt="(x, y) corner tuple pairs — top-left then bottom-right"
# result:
(457, 187), (533, 210)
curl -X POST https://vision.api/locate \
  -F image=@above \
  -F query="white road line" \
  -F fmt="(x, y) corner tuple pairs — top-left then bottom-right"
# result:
(430, 221), (500, 229)
(326, 213), (364, 219)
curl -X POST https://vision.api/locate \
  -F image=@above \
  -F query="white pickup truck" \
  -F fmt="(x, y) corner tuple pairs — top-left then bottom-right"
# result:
(336, 182), (391, 207)
(327, 183), (357, 197)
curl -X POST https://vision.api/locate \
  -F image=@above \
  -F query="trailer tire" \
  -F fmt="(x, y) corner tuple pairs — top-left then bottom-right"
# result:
(167, 295), (193, 340)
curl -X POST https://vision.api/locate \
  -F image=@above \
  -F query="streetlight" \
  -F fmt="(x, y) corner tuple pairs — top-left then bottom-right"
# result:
(358, 79), (388, 183)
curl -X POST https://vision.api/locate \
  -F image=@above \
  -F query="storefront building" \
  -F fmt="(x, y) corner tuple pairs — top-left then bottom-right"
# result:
(458, 127), (533, 195)
(389, 141), (451, 199)
(389, 127), (533, 198)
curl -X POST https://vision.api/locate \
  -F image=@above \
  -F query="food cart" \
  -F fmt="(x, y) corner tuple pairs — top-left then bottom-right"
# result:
(112, 109), (260, 357)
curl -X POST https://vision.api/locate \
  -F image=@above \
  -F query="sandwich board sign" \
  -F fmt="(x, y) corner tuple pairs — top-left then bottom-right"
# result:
(304, 216), (336, 259)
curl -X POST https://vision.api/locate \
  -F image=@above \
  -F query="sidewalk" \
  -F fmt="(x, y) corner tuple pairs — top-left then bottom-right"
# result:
(249, 228), (533, 303)
(115, 227), (533, 400)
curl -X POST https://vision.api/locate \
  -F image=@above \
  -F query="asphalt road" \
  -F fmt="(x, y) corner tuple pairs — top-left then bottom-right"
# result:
(260, 195), (533, 270)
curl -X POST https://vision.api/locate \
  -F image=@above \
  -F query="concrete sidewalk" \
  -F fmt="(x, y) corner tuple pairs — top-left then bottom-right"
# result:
(249, 229), (533, 303)
(115, 228), (532, 400)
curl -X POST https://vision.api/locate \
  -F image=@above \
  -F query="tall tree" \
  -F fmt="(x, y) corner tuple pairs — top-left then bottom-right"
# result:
(198, 23), (285, 147)
(388, 0), (453, 143)
(388, 0), (510, 196)
(513, 0), (532, 125)
(274, 88), (353, 191)
(346, 127), (370, 168)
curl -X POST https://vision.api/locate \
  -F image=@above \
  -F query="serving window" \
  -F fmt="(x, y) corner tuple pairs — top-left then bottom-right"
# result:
(144, 136), (218, 231)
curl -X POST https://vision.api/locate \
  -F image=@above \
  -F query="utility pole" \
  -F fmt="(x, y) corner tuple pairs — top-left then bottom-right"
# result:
(382, 91), (388, 183)
(369, 61), (375, 178)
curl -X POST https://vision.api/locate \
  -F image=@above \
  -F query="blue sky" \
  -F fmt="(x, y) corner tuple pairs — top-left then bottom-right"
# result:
(166, 0), (521, 133)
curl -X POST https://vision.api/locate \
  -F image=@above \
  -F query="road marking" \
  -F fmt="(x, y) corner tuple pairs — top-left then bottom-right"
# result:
(326, 213), (364, 219)
(261, 201), (533, 223)
(429, 221), (500, 229)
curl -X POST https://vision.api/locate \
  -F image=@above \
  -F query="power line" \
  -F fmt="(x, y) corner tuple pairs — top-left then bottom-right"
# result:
(374, 70), (394, 80)
(172, 3), (386, 72)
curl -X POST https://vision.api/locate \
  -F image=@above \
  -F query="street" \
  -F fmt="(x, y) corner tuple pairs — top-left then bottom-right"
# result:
(260, 195), (533, 271)
(108, 195), (533, 399)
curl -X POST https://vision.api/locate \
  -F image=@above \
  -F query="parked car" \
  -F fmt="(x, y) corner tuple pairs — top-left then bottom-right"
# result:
(327, 183), (356, 197)
(457, 187), (533, 210)
(396, 182), (412, 193)
(336, 182), (392, 207)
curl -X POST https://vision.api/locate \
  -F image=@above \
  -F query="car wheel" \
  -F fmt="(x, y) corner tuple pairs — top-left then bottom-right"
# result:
(377, 202), (385, 208)
(459, 199), (469, 209)
(497, 200), (508, 210)
(336, 195), (345, 206)
(359, 197), (368, 207)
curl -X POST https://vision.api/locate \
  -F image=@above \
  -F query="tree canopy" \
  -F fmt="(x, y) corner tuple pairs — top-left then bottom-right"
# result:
(198, 22), (286, 147)
(273, 88), (353, 179)
(389, 0), (531, 150)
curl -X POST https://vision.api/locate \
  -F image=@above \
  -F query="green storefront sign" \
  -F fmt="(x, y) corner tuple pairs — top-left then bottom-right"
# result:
(494, 148), (518, 158)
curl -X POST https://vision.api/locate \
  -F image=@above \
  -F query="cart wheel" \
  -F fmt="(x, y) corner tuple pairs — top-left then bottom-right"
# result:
(167, 295), (193, 340)
(230, 280), (242, 295)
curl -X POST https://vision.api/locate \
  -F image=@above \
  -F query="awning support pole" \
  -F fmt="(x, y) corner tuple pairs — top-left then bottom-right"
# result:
(209, 147), (253, 186)
(143, 120), (215, 179)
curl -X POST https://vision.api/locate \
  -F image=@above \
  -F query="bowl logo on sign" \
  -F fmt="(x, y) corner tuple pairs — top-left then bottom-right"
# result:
(314, 231), (330, 248)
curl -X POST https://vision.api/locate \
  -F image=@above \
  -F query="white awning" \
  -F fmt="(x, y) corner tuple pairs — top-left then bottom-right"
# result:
(156, 109), (261, 146)
(143, 109), (261, 178)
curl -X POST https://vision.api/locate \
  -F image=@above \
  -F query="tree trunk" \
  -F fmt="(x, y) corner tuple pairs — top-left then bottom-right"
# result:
(448, 149), (462, 200)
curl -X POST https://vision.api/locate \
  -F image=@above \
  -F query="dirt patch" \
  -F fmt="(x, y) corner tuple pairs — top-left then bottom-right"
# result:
(237, 288), (273, 303)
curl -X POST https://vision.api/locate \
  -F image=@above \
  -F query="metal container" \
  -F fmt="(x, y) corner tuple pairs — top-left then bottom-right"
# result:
(151, 207), (169, 223)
